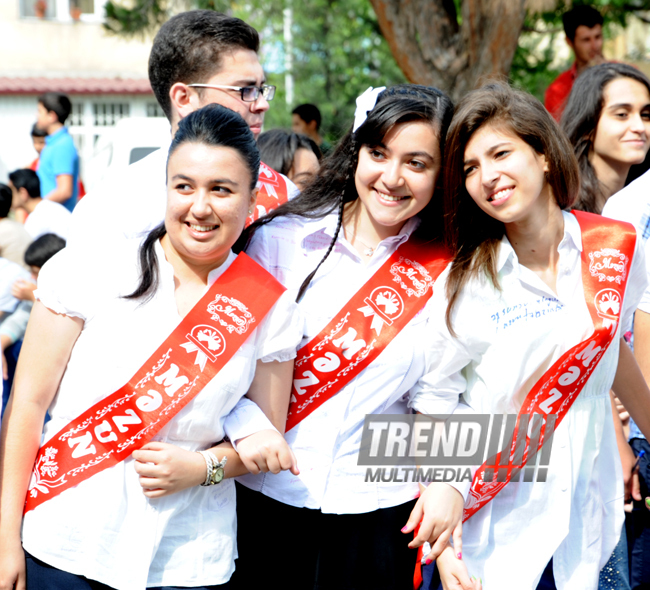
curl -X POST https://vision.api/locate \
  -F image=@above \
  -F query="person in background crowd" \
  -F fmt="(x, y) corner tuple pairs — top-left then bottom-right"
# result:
(544, 5), (605, 121)
(35, 92), (79, 212)
(0, 233), (66, 417)
(292, 103), (331, 153)
(66, 10), (297, 249)
(562, 63), (650, 214)
(257, 129), (321, 191)
(28, 124), (86, 204)
(28, 124), (46, 172)
(0, 184), (31, 269)
(9, 169), (71, 241)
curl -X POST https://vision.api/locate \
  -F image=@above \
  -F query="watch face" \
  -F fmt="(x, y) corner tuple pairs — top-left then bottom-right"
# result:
(213, 467), (225, 484)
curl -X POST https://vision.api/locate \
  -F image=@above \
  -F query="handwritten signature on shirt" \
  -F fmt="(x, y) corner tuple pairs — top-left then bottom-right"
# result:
(491, 296), (563, 332)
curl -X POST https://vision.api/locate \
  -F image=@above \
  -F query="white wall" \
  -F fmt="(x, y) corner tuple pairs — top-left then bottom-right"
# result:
(0, 2), (152, 78)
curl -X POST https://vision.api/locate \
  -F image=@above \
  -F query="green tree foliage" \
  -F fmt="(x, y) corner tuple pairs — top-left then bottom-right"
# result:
(103, 0), (406, 144)
(511, 0), (650, 101)
(103, 0), (650, 134)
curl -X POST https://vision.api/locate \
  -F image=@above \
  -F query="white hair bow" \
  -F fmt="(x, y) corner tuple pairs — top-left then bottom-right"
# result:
(353, 86), (386, 132)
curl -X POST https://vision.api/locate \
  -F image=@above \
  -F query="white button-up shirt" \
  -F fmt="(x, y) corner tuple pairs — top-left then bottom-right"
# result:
(238, 213), (445, 514)
(411, 212), (648, 589)
(23, 239), (302, 590)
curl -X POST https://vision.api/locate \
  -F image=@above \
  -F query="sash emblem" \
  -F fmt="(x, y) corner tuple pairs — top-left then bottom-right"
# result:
(595, 288), (621, 334)
(181, 324), (226, 371)
(358, 287), (404, 335)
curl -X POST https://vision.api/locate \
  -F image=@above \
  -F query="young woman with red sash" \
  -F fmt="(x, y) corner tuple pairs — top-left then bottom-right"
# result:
(230, 85), (461, 590)
(0, 105), (302, 590)
(407, 83), (650, 589)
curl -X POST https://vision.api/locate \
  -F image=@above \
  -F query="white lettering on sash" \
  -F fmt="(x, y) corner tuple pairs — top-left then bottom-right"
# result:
(154, 364), (189, 397)
(332, 328), (367, 360)
(575, 340), (602, 367)
(313, 352), (341, 373)
(68, 431), (97, 458)
(294, 370), (319, 396)
(558, 366), (580, 386)
(112, 409), (143, 433)
(94, 420), (118, 443)
(539, 388), (563, 414)
(136, 390), (163, 412)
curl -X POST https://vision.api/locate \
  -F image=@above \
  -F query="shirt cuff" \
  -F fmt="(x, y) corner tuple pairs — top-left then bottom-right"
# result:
(223, 397), (279, 451)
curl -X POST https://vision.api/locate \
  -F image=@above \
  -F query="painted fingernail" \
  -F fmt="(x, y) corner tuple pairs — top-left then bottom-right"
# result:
(457, 552), (462, 559)
(401, 526), (408, 532)
(646, 497), (650, 508)
(479, 578), (483, 584)
(425, 558), (432, 565)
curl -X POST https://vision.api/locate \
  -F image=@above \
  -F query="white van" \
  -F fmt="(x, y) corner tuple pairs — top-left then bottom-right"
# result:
(84, 117), (171, 192)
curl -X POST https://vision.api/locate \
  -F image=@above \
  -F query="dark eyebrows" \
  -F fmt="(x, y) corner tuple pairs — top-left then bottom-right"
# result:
(233, 76), (266, 86)
(171, 173), (239, 187)
(407, 151), (435, 161)
(463, 141), (512, 166)
(606, 103), (633, 111)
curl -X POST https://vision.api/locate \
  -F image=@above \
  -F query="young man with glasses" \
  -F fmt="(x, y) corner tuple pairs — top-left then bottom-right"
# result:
(66, 10), (297, 247)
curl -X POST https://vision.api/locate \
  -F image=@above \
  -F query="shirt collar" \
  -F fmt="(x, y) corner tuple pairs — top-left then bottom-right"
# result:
(497, 210), (582, 273)
(154, 238), (237, 286)
(45, 126), (68, 145)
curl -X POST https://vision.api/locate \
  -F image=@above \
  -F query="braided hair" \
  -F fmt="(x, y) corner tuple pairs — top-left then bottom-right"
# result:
(238, 84), (454, 302)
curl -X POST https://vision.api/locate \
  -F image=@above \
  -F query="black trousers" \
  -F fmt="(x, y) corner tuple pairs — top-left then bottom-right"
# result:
(231, 482), (418, 590)
(628, 438), (650, 590)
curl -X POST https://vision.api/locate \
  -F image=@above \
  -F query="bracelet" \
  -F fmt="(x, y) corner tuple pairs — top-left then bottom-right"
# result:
(197, 450), (227, 486)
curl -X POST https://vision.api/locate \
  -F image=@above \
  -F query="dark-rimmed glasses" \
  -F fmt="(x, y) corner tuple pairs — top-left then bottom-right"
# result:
(187, 84), (276, 102)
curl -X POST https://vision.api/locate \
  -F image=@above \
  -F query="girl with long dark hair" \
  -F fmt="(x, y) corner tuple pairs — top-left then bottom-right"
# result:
(231, 84), (461, 590)
(409, 83), (650, 589)
(0, 104), (301, 590)
(562, 62), (650, 213)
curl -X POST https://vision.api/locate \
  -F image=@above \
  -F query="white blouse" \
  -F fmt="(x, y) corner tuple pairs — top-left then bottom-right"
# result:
(22, 239), (303, 590)
(238, 212), (445, 514)
(411, 212), (648, 589)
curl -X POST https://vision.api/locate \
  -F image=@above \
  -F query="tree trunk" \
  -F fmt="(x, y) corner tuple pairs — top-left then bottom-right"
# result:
(369, 0), (527, 101)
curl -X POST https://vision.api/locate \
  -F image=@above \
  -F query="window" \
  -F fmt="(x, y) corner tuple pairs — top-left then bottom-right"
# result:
(146, 103), (165, 118)
(21, 0), (104, 21)
(69, 103), (84, 127)
(20, 0), (55, 18)
(93, 103), (130, 126)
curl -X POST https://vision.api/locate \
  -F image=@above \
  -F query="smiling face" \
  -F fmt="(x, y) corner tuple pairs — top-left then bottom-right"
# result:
(591, 77), (650, 173)
(352, 120), (441, 238)
(193, 49), (269, 138)
(463, 124), (553, 226)
(164, 142), (256, 273)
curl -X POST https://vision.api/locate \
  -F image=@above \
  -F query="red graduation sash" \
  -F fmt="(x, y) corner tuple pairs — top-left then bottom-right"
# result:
(24, 253), (285, 514)
(463, 211), (637, 521)
(286, 239), (450, 431)
(246, 162), (290, 226)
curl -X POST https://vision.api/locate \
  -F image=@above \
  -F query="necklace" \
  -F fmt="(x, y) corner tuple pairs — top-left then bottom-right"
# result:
(345, 227), (376, 257)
